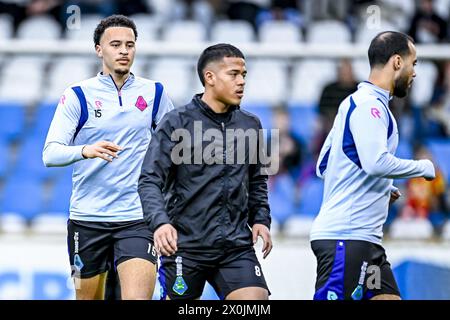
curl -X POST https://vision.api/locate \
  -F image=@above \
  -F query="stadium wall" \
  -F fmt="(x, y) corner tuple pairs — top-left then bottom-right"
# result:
(1, 235), (449, 300)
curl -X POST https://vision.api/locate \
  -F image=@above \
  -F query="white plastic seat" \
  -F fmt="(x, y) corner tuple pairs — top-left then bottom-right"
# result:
(352, 59), (371, 82)
(162, 20), (206, 43)
(17, 15), (61, 39)
(148, 59), (193, 105)
(0, 56), (47, 103)
(244, 60), (288, 105)
(283, 215), (315, 238)
(129, 13), (161, 41)
(307, 20), (351, 44)
(389, 218), (434, 240)
(210, 20), (255, 44)
(434, 0), (450, 19)
(442, 220), (450, 241)
(131, 57), (149, 77)
(355, 20), (399, 45)
(410, 61), (438, 107)
(259, 20), (302, 43)
(65, 14), (103, 41)
(0, 212), (28, 234)
(30, 213), (67, 234)
(45, 57), (94, 101)
(147, 0), (175, 19)
(289, 59), (337, 106)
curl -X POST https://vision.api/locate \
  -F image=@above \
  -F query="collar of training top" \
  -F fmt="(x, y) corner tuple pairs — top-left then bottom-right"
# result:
(358, 81), (392, 106)
(97, 71), (135, 90)
(193, 93), (238, 120)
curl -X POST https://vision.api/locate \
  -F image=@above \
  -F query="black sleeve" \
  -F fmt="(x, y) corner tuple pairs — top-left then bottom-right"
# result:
(138, 113), (178, 232)
(247, 118), (271, 229)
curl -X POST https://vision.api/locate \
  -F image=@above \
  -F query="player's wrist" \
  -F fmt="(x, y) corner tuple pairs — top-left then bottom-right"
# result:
(81, 145), (89, 159)
(419, 159), (435, 179)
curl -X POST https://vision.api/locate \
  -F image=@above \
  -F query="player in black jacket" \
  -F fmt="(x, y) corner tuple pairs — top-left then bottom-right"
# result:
(138, 43), (273, 300)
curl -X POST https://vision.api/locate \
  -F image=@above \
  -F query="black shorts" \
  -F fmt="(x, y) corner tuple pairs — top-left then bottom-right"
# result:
(311, 240), (400, 300)
(67, 219), (157, 279)
(158, 246), (270, 300)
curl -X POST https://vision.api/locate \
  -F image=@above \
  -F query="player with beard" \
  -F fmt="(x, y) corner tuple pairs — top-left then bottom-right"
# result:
(310, 31), (436, 300)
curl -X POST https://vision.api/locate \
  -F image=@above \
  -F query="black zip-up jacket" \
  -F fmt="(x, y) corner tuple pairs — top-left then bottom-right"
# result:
(138, 94), (271, 252)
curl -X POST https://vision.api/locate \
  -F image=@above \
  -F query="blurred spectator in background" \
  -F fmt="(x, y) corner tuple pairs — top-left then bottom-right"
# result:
(267, 105), (304, 229)
(270, 105), (304, 179)
(224, 0), (269, 31)
(0, 0), (62, 31)
(170, 0), (214, 29)
(400, 145), (448, 224)
(306, 0), (350, 21)
(317, 58), (358, 146)
(427, 60), (450, 137)
(408, 0), (447, 43)
(256, 0), (303, 29)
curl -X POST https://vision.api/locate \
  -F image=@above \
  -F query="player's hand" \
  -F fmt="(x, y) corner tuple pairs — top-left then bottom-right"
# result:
(154, 224), (178, 256)
(252, 224), (272, 259)
(389, 188), (401, 204)
(82, 141), (123, 162)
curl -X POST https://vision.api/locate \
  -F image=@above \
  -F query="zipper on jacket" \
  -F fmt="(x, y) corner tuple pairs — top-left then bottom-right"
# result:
(110, 75), (127, 111)
(220, 121), (228, 243)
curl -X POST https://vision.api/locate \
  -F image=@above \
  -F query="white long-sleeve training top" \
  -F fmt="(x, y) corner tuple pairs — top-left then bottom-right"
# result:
(43, 72), (174, 222)
(310, 81), (435, 245)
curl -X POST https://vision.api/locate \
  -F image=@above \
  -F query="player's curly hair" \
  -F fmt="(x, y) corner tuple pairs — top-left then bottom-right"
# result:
(93, 15), (138, 46)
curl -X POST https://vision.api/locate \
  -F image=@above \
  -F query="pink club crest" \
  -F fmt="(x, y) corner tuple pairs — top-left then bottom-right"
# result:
(135, 96), (148, 111)
(371, 107), (381, 119)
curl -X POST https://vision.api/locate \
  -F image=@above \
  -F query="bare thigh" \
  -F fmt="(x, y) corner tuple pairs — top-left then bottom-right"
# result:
(74, 272), (107, 300)
(225, 287), (269, 300)
(117, 258), (157, 300)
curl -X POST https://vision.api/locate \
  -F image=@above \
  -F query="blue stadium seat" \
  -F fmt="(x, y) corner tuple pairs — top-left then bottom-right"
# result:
(0, 102), (26, 142)
(0, 177), (44, 221)
(47, 173), (72, 214)
(298, 177), (324, 217)
(12, 134), (55, 181)
(268, 173), (297, 225)
(395, 141), (413, 159)
(286, 105), (318, 144)
(0, 138), (9, 179)
(33, 101), (57, 135)
(426, 139), (450, 181)
(241, 103), (273, 129)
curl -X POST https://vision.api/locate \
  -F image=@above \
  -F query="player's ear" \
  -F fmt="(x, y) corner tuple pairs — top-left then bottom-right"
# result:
(393, 54), (402, 71)
(95, 44), (103, 58)
(203, 70), (215, 86)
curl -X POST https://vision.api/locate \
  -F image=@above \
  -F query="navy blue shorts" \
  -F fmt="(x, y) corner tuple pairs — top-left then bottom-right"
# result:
(311, 240), (400, 300)
(67, 219), (157, 279)
(158, 246), (269, 300)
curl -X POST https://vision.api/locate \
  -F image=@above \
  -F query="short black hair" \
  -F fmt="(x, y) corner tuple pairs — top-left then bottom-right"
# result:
(197, 43), (245, 86)
(368, 31), (415, 68)
(93, 15), (138, 46)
